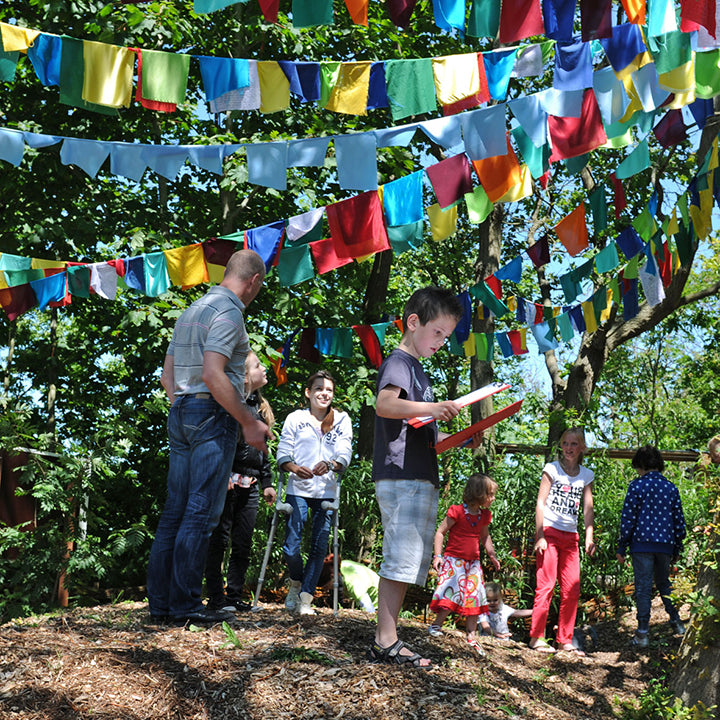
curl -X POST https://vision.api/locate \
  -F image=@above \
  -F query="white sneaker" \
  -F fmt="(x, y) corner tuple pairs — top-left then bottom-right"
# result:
(428, 625), (444, 637)
(298, 591), (315, 615)
(285, 581), (301, 611)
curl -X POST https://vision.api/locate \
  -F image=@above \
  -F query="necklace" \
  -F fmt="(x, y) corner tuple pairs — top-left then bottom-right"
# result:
(463, 503), (480, 527)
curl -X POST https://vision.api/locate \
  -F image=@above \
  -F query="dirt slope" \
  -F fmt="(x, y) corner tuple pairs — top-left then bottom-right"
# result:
(0, 599), (681, 719)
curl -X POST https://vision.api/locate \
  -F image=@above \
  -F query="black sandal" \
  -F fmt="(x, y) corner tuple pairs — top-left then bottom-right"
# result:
(367, 639), (432, 668)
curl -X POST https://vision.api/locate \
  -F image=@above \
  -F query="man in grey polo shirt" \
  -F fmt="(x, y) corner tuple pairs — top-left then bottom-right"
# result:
(147, 249), (270, 625)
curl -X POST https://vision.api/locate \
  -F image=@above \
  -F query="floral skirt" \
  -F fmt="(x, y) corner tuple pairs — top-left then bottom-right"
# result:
(429, 555), (488, 617)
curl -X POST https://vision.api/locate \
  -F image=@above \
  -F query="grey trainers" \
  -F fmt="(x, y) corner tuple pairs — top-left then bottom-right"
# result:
(670, 619), (686, 635)
(428, 625), (444, 637)
(631, 631), (649, 648)
(285, 580), (301, 611)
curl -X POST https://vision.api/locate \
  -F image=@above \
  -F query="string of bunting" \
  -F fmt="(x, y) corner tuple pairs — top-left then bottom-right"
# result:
(1, 133), (715, 382)
(191, 0), (720, 50)
(3, 20), (720, 194)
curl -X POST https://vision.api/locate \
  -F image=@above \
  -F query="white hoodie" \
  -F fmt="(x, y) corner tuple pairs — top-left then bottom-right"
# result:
(276, 408), (353, 498)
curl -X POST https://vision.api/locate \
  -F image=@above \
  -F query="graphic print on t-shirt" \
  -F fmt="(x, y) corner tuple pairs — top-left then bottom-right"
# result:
(547, 481), (582, 519)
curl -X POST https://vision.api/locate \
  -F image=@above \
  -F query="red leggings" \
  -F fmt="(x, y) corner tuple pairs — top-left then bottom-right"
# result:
(529, 527), (580, 645)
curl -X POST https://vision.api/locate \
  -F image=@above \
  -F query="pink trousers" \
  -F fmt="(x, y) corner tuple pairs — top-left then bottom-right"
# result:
(529, 526), (580, 645)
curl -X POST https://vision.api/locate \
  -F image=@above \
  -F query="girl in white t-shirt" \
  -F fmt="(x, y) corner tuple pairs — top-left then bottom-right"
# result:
(528, 427), (595, 654)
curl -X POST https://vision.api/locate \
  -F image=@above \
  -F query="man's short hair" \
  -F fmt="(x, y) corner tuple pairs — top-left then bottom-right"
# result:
(402, 286), (462, 328)
(224, 249), (266, 282)
(632, 445), (665, 473)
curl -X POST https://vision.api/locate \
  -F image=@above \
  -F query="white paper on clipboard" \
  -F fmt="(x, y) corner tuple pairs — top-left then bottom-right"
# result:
(408, 381), (511, 428)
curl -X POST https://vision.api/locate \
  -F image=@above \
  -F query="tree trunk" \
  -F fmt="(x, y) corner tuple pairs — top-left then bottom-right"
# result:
(669, 546), (720, 716)
(47, 307), (58, 447)
(469, 206), (504, 472)
(2, 323), (14, 397)
(356, 250), (394, 461)
(670, 462), (720, 715)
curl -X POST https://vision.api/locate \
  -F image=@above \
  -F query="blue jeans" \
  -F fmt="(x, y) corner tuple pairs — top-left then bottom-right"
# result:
(282, 494), (333, 595)
(631, 552), (680, 631)
(147, 396), (238, 618)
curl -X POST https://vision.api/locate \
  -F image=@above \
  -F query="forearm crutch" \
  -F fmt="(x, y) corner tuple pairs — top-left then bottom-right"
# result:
(321, 473), (341, 617)
(252, 472), (292, 612)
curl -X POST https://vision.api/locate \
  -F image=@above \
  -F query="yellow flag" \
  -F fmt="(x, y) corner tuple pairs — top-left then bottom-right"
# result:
(658, 58), (695, 95)
(258, 62), (290, 113)
(619, 75), (643, 123)
(615, 50), (653, 82)
(163, 244), (209, 289)
(206, 263), (225, 284)
(462, 332), (476, 358)
(432, 53), (480, 106)
(32, 258), (67, 270)
(600, 288), (613, 323)
(582, 300), (598, 333)
(0, 22), (40, 52)
(325, 62), (371, 115)
(82, 41), (134, 108)
(427, 203), (458, 241)
(709, 137), (719, 171)
(498, 165), (532, 203)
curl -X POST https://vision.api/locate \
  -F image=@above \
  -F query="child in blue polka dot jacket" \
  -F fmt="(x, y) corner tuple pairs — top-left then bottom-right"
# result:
(616, 445), (686, 648)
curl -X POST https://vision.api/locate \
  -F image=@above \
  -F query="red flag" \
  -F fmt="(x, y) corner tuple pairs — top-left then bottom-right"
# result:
(353, 325), (383, 368)
(548, 88), (607, 162)
(258, 0), (279, 22)
(309, 238), (354, 275)
(499, 0), (544, 43)
(426, 153), (474, 209)
(610, 172), (627, 220)
(485, 274), (502, 300)
(680, 0), (716, 36)
(0, 285), (36, 321)
(326, 191), (390, 260)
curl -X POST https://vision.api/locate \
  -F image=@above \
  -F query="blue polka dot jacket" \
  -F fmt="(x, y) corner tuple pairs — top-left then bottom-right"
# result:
(617, 471), (686, 557)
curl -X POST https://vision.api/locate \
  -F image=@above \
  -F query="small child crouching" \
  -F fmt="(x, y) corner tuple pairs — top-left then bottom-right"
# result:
(484, 582), (533, 639)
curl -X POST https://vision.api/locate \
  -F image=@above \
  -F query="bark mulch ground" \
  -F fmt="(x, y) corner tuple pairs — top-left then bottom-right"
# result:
(0, 597), (683, 719)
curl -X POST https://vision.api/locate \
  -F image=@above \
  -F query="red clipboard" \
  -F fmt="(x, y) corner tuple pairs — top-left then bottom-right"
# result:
(435, 399), (524, 453)
(408, 382), (510, 429)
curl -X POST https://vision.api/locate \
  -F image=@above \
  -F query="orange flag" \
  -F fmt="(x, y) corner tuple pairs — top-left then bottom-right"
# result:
(471, 136), (522, 202)
(344, 0), (369, 25)
(554, 204), (589, 257)
(620, 0), (646, 24)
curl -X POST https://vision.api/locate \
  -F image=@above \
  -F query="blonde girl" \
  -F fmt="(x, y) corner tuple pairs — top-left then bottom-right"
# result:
(528, 427), (595, 654)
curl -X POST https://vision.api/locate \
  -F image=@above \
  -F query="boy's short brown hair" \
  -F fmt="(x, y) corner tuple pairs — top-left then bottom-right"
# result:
(402, 286), (462, 329)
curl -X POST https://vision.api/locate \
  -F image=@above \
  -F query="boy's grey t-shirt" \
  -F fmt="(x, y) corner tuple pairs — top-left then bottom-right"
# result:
(372, 348), (440, 487)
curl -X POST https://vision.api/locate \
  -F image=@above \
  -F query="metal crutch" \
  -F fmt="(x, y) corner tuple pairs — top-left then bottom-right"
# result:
(252, 472), (292, 612)
(320, 473), (341, 616)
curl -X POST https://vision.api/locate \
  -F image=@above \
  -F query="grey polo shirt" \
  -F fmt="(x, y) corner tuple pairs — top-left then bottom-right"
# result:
(167, 286), (249, 398)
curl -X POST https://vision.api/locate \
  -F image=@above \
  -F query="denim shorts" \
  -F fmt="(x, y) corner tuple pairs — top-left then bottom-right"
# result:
(375, 479), (439, 585)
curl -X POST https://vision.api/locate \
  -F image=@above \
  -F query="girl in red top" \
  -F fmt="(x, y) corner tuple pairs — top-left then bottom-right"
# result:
(428, 473), (501, 655)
